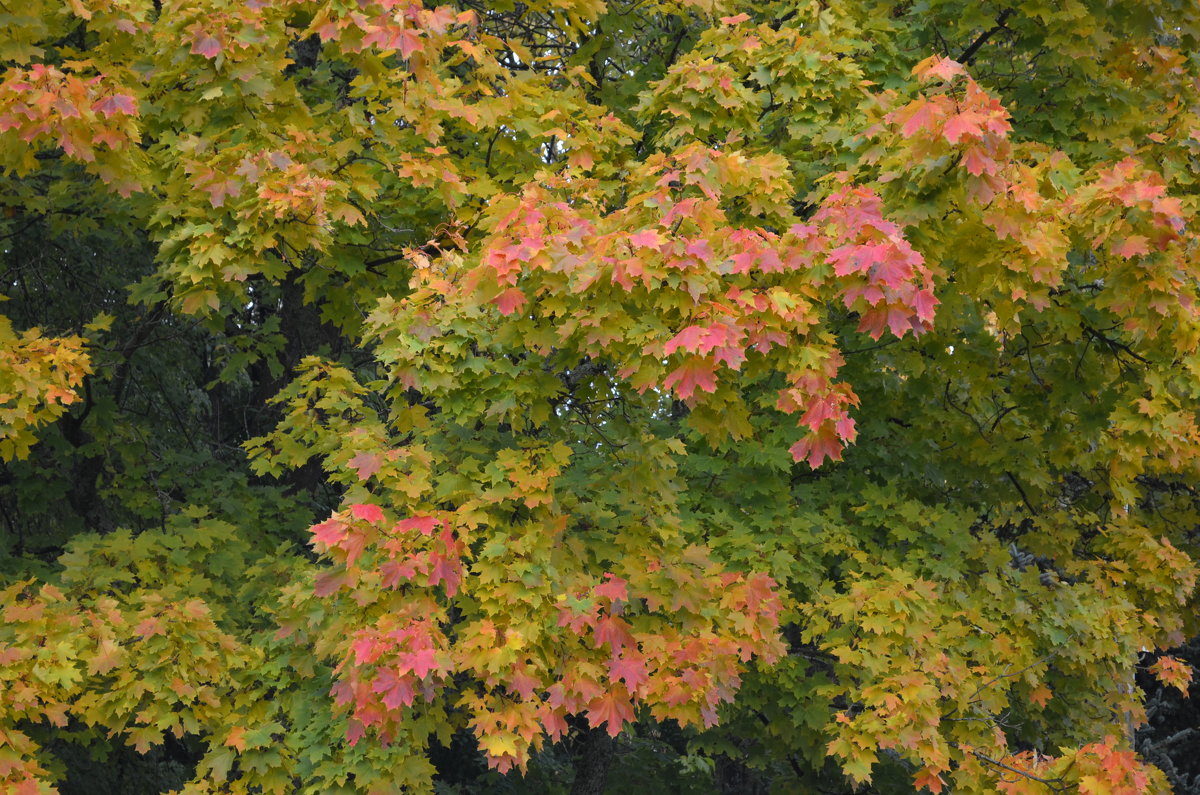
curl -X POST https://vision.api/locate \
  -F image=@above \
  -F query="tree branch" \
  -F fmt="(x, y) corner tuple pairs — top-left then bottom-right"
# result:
(958, 9), (1014, 65)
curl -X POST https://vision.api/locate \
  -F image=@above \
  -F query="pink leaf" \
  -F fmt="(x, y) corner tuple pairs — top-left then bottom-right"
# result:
(898, 98), (936, 138)
(397, 515), (439, 535)
(914, 55), (965, 83)
(962, 146), (995, 176)
(663, 325), (707, 356)
(684, 238), (713, 262)
(628, 229), (662, 249)
(314, 570), (348, 596)
(351, 503), (385, 524)
(943, 113), (982, 144)
(92, 94), (137, 117)
(191, 35), (221, 59)
(594, 574), (628, 602)
(663, 359), (718, 400)
(789, 427), (844, 468)
(404, 647), (440, 679)
(347, 451), (382, 481)
(1114, 235), (1150, 259)
(494, 287), (527, 316)
(311, 519), (345, 549)
(397, 29), (423, 59)
(608, 653), (649, 690)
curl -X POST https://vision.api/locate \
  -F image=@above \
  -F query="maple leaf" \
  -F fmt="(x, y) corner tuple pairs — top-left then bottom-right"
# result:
(134, 616), (165, 638)
(1029, 684), (1053, 707)
(314, 570), (348, 597)
(608, 653), (649, 690)
(914, 55), (965, 82)
(962, 146), (996, 176)
(397, 515), (439, 535)
(350, 503), (385, 524)
(897, 98), (937, 138)
(347, 451), (382, 481)
(913, 767), (946, 793)
(379, 556), (419, 588)
(663, 359), (718, 400)
(684, 238), (714, 262)
(789, 429), (843, 468)
(494, 287), (528, 316)
(311, 518), (345, 549)
(397, 29), (423, 59)
(428, 551), (461, 596)
(628, 229), (663, 249)
(1114, 235), (1150, 259)
(1150, 655), (1193, 696)
(593, 615), (635, 650)
(663, 326), (708, 356)
(586, 692), (635, 737)
(88, 638), (123, 675)
(191, 35), (222, 59)
(340, 528), (368, 566)
(403, 647), (440, 679)
(509, 668), (541, 700)
(594, 574), (628, 602)
(225, 726), (246, 752)
(943, 112), (983, 144)
(91, 94), (137, 117)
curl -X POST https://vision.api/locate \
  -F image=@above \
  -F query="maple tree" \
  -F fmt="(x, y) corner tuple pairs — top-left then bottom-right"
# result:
(2, 0), (1200, 793)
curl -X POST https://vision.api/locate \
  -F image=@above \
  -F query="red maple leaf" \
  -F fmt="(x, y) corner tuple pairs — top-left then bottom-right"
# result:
(608, 653), (649, 690)
(351, 634), (381, 664)
(191, 34), (221, 59)
(351, 503), (385, 524)
(314, 570), (348, 596)
(962, 146), (995, 176)
(403, 647), (440, 679)
(943, 112), (983, 144)
(91, 94), (137, 117)
(897, 98), (936, 138)
(339, 528), (368, 566)
(684, 238), (714, 262)
(914, 55), (965, 83)
(134, 616), (165, 638)
(593, 615), (635, 650)
(311, 518), (345, 549)
(379, 556), (419, 588)
(629, 229), (663, 249)
(663, 358), (718, 400)
(494, 287), (528, 315)
(347, 451), (382, 481)
(664, 325), (708, 356)
(594, 574), (628, 602)
(1114, 235), (1150, 259)
(509, 668), (541, 700)
(428, 552), (461, 596)
(397, 28), (423, 59)
(586, 692), (635, 737)
(789, 428), (844, 468)
(397, 515), (439, 535)
(913, 767), (946, 793)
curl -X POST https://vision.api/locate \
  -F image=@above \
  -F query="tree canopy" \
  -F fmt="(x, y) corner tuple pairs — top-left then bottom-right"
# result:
(2, 1), (1200, 793)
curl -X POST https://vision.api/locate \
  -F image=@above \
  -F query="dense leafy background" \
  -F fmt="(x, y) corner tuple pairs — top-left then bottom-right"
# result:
(2, 1), (1200, 793)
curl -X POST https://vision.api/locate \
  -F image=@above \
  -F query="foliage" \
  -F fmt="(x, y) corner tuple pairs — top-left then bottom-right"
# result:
(1, 0), (1200, 793)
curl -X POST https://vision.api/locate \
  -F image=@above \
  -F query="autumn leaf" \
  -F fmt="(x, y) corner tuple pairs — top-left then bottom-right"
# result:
(350, 503), (385, 524)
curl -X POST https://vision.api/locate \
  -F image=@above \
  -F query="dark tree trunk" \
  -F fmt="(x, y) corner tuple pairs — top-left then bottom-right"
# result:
(569, 726), (615, 795)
